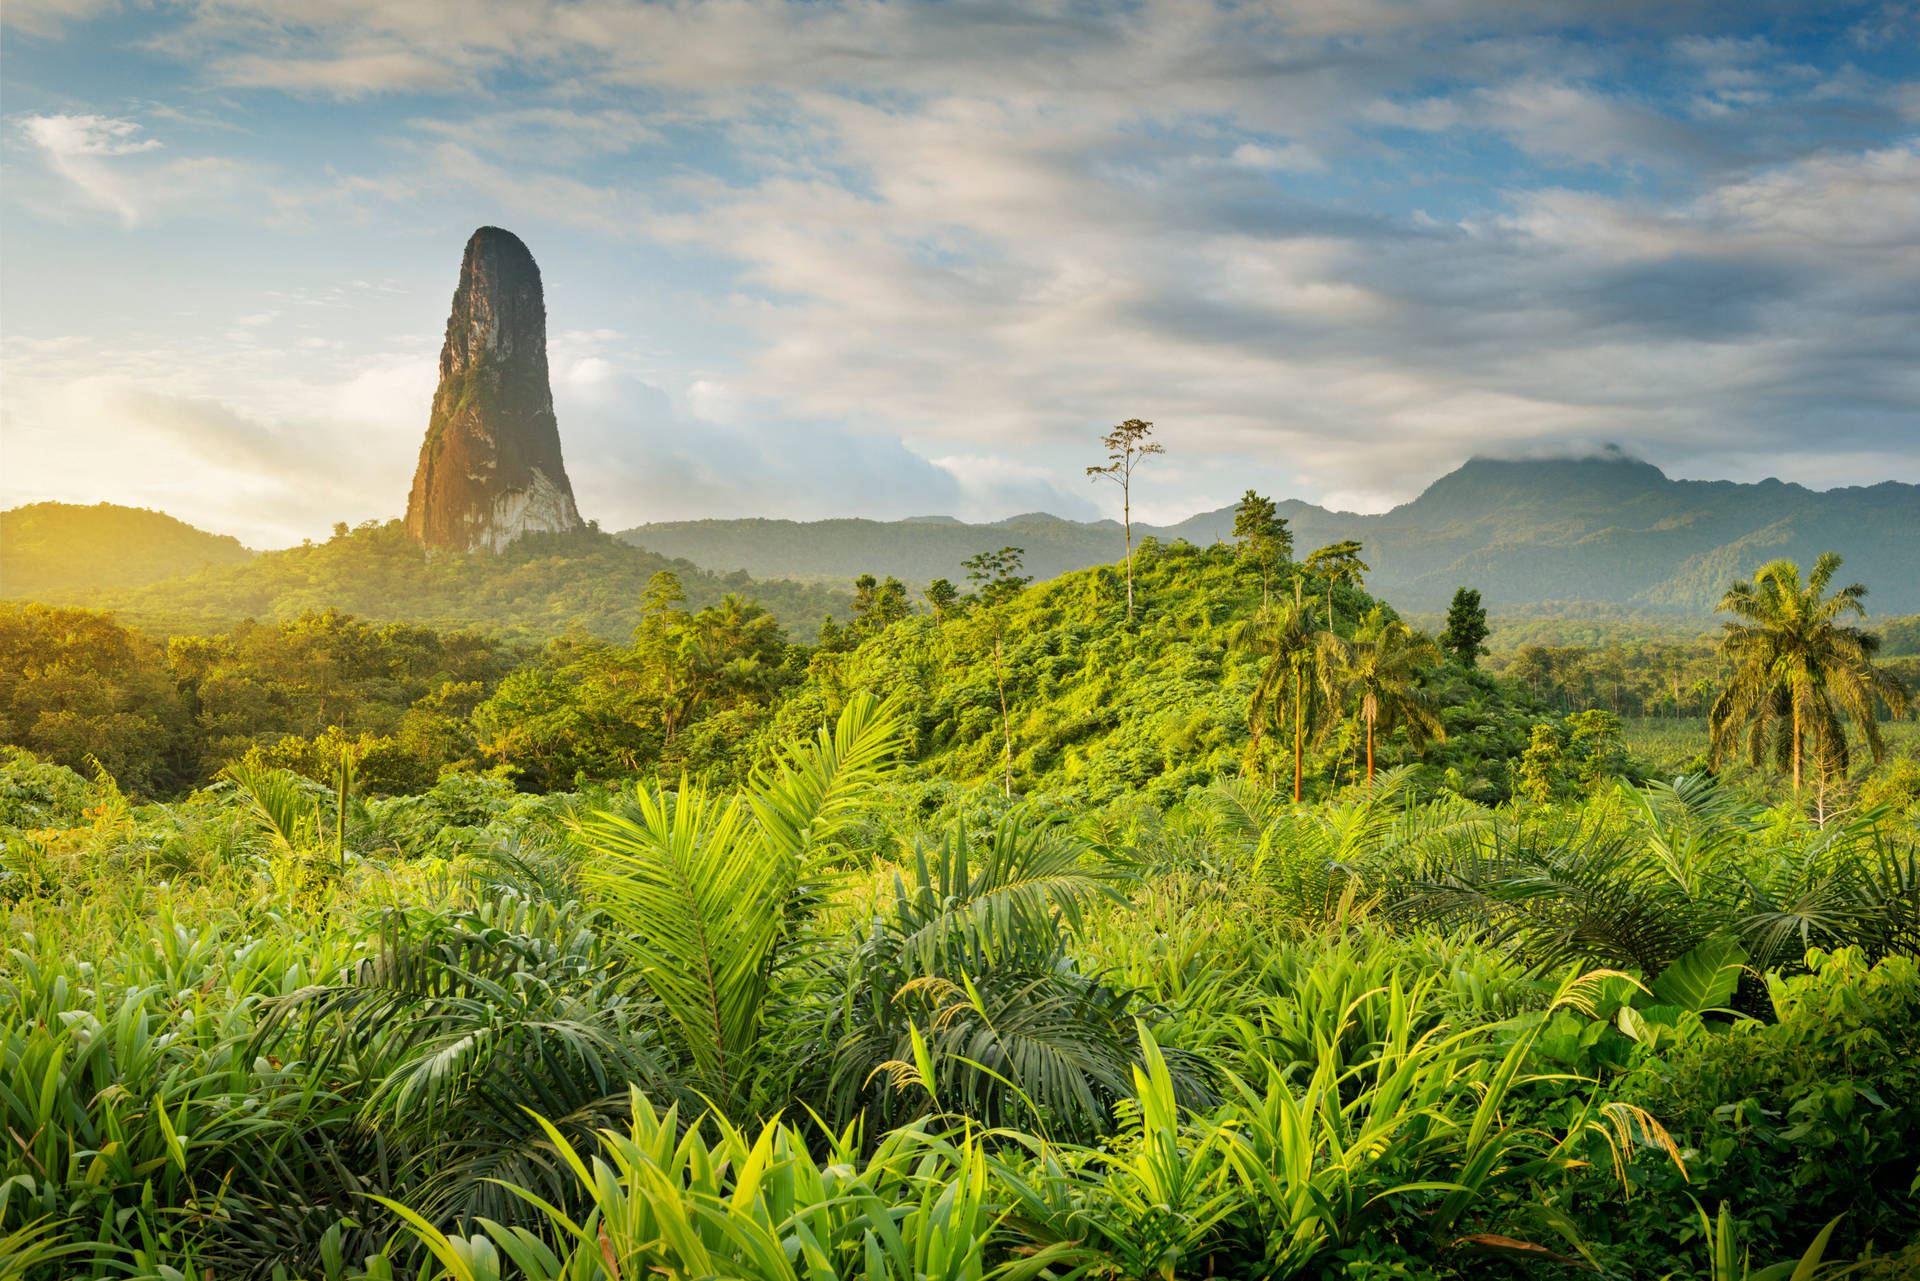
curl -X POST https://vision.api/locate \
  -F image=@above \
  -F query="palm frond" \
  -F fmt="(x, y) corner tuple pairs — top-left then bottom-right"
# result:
(576, 780), (778, 1105)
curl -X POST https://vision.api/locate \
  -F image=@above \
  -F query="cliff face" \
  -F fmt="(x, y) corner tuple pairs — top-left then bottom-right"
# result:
(404, 226), (585, 553)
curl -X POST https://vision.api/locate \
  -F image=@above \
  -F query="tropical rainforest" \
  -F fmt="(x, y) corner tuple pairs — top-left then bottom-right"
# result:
(4, 491), (1919, 1280)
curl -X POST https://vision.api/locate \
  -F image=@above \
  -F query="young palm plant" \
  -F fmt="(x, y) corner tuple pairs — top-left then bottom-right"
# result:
(820, 809), (1206, 1142)
(246, 896), (670, 1257)
(573, 692), (905, 1116)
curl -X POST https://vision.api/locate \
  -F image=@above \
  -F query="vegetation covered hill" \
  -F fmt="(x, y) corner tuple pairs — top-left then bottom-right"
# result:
(0, 501), (253, 598)
(624, 452), (1920, 614)
(47, 518), (851, 644)
(752, 540), (1544, 804)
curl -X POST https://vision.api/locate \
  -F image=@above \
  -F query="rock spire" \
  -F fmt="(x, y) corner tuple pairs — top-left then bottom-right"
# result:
(404, 226), (585, 552)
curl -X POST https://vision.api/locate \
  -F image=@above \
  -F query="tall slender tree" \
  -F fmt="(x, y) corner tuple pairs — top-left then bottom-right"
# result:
(1085, 418), (1164, 623)
(1342, 608), (1446, 783)
(963, 546), (1032, 797)
(632, 571), (692, 743)
(1233, 584), (1347, 802)
(1302, 540), (1369, 632)
(1708, 553), (1910, 793)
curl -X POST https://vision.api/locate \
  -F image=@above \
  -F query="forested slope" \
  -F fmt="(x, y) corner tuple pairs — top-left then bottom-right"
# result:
(39, 518), (851, 643)
(751, 540), (1545, 804)
(0, 502), (253, 598)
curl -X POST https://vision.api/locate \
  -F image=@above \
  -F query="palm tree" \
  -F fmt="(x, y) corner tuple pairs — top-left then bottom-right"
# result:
(1233, 590), (1347, 802)
(1708, 554), (1910, 793)
(1302, 540), (1369, 632)
(1342, 609), (1446, 783)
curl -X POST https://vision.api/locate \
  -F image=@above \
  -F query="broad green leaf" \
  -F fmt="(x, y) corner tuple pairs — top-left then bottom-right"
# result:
(1650, 937), (1747, 1013)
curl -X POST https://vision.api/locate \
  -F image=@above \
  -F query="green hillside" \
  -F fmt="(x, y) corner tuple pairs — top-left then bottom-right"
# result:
(59, 518), (851, 643)
(1, 501), (253, 598)
(622, 453), (1920, 614)
(746, 539), (1541, 804)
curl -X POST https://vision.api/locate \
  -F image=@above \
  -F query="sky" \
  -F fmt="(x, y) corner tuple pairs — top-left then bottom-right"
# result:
(3, 0), (1917, 549)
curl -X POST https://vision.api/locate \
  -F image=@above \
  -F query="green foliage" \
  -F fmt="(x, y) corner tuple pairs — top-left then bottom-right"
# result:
(1237, 594), (1348, 800)
(0, 602), (198, 795)
(575, 694), (905, 1111)
(1302, 538), (1369, 631)
(0, 601), (517, 798)
(820, 808), (1171, 1141)
(7, 521), (1920, 1280)
(1231, 489), (1293, 608)
(4, 740), (1918, 1279)
(852, 572), (913, 636)
(0, 501), (252, 600)
(1517, 723), (1564, 805)
(1384, 776), (1920, 981)
(925, 577), (962, 621)
(1085, 417), (1164, 621)
(1439, 586), (1490, 668)
(1566, 708), (1629, 788)
(0, 747), (92, 830)
(960, 546), (1031, 607)
(1513, 711), (1628, 802)
(1613, 948), (1920, 1261)
(1343, 609), (1446, 783)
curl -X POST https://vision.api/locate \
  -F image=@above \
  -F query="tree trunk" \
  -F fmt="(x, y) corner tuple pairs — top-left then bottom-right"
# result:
(1366, 715), (1375, 784)
(1791, 692), (1802, 793)
(995, 633), (1013, 797)
(1123, 486), (1134, 623)
(1293, 667), (1305, 803)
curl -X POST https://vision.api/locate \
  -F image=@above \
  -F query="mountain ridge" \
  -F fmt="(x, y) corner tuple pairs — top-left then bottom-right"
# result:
(7, 453), (1913, 625)
(619, 454), (1919, 613)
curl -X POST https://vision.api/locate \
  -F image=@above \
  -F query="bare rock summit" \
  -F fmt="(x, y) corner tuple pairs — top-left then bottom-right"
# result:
(405, 226), (585, 553)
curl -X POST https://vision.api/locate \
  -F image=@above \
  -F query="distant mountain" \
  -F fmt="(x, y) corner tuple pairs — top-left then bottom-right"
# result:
(3, 510), (848, 645)
(620, 453), (1920, 614)
(5, 513), (850, 644)
(1, 502), (253, 600)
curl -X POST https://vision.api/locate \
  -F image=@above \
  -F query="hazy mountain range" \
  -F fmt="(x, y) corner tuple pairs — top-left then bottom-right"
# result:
(4, 452), (1915, 624)
(620, 452), (1920, 615)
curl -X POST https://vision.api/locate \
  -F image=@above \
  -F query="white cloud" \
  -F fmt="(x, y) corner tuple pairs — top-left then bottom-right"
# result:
(1227, 142), (1324, 172)
(930, 454), (1100, 523)
(19, 114), (162, 226)
(211, 51), (461, 96)
(0, 0), (111, 36)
